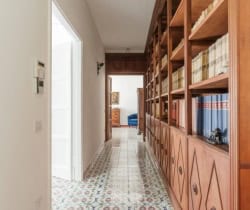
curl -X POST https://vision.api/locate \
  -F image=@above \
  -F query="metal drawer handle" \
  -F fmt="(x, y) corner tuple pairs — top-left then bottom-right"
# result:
(178, 166), (183, 175)
(192, 184), (198, 195)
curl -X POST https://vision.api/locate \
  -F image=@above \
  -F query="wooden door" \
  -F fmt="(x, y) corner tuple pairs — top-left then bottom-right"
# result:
(106, 77), (112, 140)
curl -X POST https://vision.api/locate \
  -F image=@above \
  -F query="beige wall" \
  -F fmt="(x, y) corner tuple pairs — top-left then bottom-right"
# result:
(0, 0), (50, 209)
(0, 0), (105, 209)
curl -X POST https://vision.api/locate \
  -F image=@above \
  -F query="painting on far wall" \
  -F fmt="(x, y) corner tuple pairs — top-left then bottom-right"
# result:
(112, 92), (120, 105)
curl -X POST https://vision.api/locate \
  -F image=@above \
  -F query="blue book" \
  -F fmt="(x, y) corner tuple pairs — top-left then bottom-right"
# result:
(197, 96), (203, 136)
(221, 93), (229, 144)
(203, 95), (212, 139)
(211, 95), (218, 132)
(217, 94), (223, 138)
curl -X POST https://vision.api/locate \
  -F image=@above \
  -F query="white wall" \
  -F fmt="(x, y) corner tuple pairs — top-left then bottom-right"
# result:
(0, 0), (105, 210)
(111, 76), (143, 125)
(0, 0), (50, 210)
(54, 0), (106, 172)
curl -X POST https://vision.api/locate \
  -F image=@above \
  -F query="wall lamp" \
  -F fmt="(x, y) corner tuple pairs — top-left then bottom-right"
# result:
(97, 62), (104, 75)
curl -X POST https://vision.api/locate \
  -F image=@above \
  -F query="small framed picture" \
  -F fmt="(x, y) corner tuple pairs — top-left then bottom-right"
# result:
(112, 92), (119, 105)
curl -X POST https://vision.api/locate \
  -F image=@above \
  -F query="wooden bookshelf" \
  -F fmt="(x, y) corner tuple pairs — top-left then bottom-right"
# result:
(142, 0), (247, 209)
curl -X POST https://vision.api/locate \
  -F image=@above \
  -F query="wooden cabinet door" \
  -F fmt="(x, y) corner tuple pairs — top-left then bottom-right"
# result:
(170, 127), (188, 210)
(150, 117), (155, 154)
(161, 122), (170, 180)
(154, 119), (161, 162)
(188, 136), (230, 210)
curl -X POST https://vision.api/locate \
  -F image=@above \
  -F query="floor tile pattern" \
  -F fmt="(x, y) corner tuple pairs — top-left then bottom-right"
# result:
(52, 128), (173, 210)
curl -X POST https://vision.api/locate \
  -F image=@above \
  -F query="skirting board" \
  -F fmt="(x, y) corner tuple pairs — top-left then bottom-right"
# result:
(83, 142), (105, 179)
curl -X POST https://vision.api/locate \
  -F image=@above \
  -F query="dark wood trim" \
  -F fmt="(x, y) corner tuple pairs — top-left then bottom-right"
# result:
(105, 53), (146, 75)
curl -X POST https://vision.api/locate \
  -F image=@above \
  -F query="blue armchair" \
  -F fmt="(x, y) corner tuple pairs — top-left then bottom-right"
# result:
(128, 113), (138, 127)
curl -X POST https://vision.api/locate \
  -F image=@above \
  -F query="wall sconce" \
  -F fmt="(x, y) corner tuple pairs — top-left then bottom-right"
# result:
(97, 62), (104, 75)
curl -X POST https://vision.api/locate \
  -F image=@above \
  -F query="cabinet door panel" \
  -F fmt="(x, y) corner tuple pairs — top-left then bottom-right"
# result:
(170, 127), (188, 210)
(161, 122), (170, 180)
(188, 137), (230, 210)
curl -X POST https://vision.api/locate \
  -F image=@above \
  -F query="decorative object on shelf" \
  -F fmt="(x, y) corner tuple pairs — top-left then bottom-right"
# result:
(97, 61), (104, 75)
(111, 92), (119, 105)
(207, 128), (223, 145)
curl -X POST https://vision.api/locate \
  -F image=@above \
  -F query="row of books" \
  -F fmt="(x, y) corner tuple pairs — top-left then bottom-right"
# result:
(192, 33), (229, 84)
(172, 99), (185, 128)
(152, 103), (161, 118)
(162, 54), (168, 68)
(173, 39), (184, 56)
(192, 93), (229, 144)
(162, 77), (169, 94)
(172, 66), (185, 90)
(192, 0), (220, 32)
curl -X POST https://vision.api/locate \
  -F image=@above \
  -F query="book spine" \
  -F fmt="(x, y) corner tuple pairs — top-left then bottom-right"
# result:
(211, 94), (218, 132)
(197, 96), (203, 136)
(192, 97), (198, 134)
(217, 94), (223, 138)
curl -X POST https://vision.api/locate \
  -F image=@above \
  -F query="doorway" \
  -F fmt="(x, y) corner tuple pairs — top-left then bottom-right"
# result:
(107, 75), (144, 139)
(52, 3), (83, 181)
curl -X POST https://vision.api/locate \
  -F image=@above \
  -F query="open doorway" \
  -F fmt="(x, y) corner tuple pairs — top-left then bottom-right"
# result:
(52, 3), (83, 181)
(109, 75), (144, 136)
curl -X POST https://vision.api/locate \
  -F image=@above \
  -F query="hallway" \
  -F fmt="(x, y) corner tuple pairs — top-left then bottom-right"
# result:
(52, 128), (173, 209)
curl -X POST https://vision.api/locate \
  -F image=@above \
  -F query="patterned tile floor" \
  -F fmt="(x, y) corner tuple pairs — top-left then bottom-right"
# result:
(52, 128), (173, 210)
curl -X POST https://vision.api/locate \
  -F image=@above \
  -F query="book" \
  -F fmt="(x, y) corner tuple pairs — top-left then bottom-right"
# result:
(208, 43), (216, 78)
(192, 97), (198, 134)
(221, 93), (229, 144)
(197, 96), (203, 136)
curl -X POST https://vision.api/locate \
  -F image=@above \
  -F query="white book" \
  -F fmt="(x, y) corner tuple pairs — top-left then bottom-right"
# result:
(208, 43), (216, 78)
(215, 37), (222, 75)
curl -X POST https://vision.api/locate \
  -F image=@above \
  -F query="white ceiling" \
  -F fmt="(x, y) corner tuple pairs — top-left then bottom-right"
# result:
(85, 0), (156, 53)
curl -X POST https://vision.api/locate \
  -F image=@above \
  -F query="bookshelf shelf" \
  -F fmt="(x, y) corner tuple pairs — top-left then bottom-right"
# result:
(161, 92), (168, 97)
(189, 135), (229, 154)
(170, 0), (184, 27)
(161, 30), (168, 46)
(155, 71), (160, 79)
(161, 61), (168, 72)
(189, 72), (229, 90)
(171, 41), (184, 61)
(189, 0), (228, 40)
(155, 95), (160, 100)
(171, 88), (185, 95)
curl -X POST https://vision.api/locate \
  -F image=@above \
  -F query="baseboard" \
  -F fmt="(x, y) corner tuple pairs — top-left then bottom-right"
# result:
(83, 141), (105, 179)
